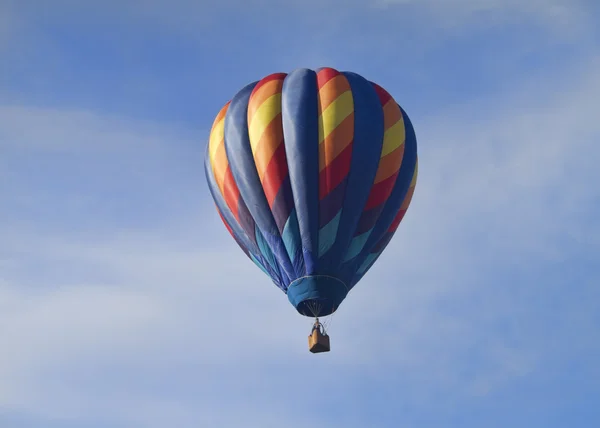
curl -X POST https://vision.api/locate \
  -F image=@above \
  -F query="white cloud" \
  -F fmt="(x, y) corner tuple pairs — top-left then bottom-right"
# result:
(1, 54), (599, 426)
(0, 106), (196, 153)
(6, 0), (593, 40)
(376, 0), (590, 27)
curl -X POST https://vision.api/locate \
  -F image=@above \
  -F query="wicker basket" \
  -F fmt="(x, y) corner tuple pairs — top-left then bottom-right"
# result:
(308, 325), (330, 353)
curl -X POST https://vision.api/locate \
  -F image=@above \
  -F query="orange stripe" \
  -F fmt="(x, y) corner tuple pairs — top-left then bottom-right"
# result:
(318, 75), (351, 113)
(400, 182), (416, 211)
(214, 101), (230, 124)
(248, 78), (285, 120)
(253, 113), (284, 180)
(383, 100), (402, 131)
(389, 162), (418, 231)
(251, 72), (286, 99)
(212, 142), (229, 195)
(374, 144), (404, 184)
(318, 112), (354, 171)
(400, 160), (418, 212)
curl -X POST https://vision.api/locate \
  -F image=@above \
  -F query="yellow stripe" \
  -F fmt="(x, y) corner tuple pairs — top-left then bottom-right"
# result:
(399, 164), (418, 211)
(411, 158), (418, 186)
(381, 120), (405, 158)
(318, 91), (354, 143)
(253, 120), (283, 181)
(250, 80), (283, 113)
(318, 113), (354, 171)
(318, 75), (350, 112)
(212, 142), (229, 195)
(208, 117), (225, 168)
(248, 93), (282, 154)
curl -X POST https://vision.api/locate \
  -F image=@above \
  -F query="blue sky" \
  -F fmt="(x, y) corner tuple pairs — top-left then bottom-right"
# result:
(1, 0), (599, 427)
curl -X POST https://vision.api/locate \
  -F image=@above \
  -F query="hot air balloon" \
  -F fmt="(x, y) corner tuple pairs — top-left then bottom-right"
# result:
(204, 67), (418, 353)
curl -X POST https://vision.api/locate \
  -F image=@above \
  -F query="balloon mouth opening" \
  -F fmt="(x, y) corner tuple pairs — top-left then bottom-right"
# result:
(296, 298), (338, 317)
(287, 275), (349, 318)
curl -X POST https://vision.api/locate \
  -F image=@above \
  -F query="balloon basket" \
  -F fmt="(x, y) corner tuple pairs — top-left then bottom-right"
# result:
(308, 320), (330, 353)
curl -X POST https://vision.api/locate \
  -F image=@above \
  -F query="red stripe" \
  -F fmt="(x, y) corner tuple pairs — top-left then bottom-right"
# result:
(251, 72), (287, 96)
(223, 167), (240, 220)
(372, 232), (393, 254)
(364, 171), (399, 210)
(388, 210), (405, 233)
(262, 142), (288, 207)
(319, 141), (353, 199)
(371, 82), (392, 105)
(317, 68), (341, 90)
(217, 209), (234, 236)
(389, 185), (416, 232)
(218, 209), (250, 257)
(392, 210), (407, 231)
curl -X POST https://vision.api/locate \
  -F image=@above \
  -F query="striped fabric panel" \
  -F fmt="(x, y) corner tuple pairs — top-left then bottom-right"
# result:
(247, 73), (292, 231)
(216, 207), (250, 258)
(247, 73), (302, 266)
(207, 102), (230, 199)
(316, 68), (354, 257)
(204, 142), (282, 287)
(338, 103), (418, 286)
(385, 159), (418, 235)
(223, 79), (296, 286)
(343, 83), (406, 262)
(354, 159), (418, 280)
(208, 101), (257, 246)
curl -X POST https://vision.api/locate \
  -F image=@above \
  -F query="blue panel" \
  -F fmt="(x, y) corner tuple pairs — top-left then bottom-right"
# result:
(203, 146), (283, 288)
(358, 253), (378, 275)
(352, 252), (382, 287)
(280, 68), (320, 276)
(287, 275), (349, 317)
(317, 71), (385, 274)
(281, 208), (302, 267)
(318, 211), (342, 257)
(343, 104), (418, 286)
(343, 229), (372, 262)
(224, 82), (296, 287)
(251, 254), (270, 276)
(255, 225), (281, 278)
(273, 176), (304, 275)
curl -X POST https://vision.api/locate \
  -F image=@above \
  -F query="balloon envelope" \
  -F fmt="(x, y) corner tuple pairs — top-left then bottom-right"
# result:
(205, 67), (418, 317)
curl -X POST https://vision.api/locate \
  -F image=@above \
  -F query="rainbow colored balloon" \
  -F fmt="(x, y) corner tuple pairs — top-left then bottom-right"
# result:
(205, 67), (418, 319)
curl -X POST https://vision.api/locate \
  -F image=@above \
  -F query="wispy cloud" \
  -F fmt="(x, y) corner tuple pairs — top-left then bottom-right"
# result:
(376, 0), (592, 26)
(1, 0), (599, 424)
(0, 106), (195, 152)
(2, 43), (598, 426)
